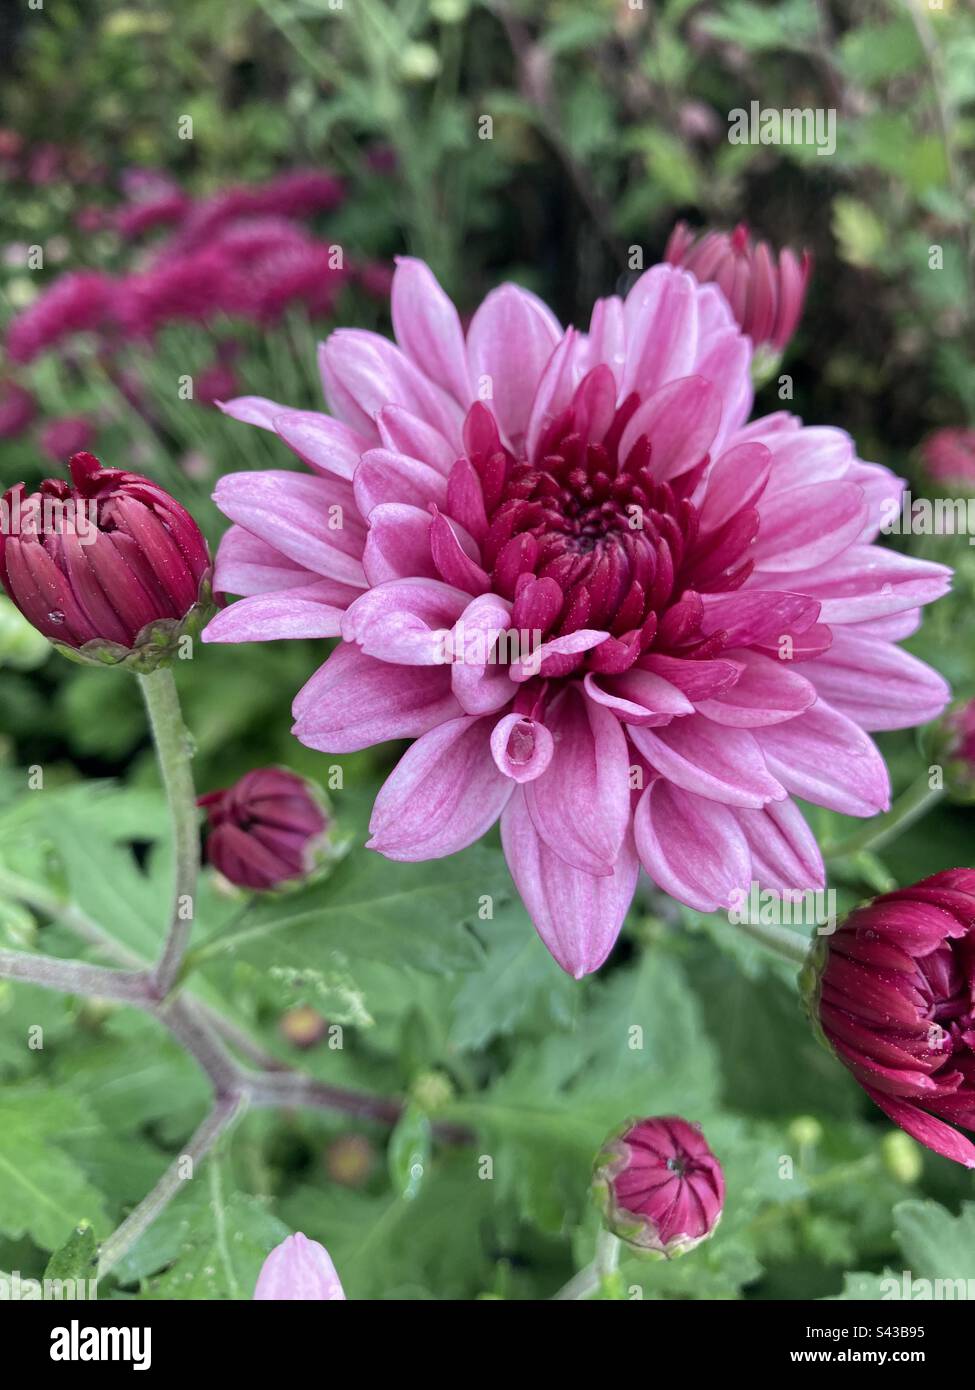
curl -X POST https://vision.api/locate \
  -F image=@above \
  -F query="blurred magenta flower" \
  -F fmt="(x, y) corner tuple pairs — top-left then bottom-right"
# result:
(921, 427), (975, 488)
(6, 270), (114, 363)
(0, 451), (211, 666)
(253, 1233), (346, 1300)
(39, 414), (95, 461)
(204, 256), (950, 977)
(199, 766), (330, 890)
(0, 381), (36, 439)
(808, 869), (975, 1168)
(665, 221), (812, 355)
(116, 191), (190, 240)
(593, 1115), (725, 1255)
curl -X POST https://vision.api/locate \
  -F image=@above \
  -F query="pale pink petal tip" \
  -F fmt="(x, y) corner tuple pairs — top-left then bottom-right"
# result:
(253, 1233), (346, 1301)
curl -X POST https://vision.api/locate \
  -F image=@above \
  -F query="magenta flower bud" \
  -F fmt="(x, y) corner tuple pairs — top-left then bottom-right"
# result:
(39, 414), (95, 462)
(665, 220), (812, 355)
(593, 1116), (725, 1256)
(0, 381), (36, 440)
(0, 452), (213, 670)
(806, 869), (975, 1168)
(921, 427), (975, 488)
(253, 1233), (345, 1301)
(199, 766), (331, 891)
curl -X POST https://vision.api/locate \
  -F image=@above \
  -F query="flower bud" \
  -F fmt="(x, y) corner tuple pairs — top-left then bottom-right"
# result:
(921, 427), (975, 489)
(253, 1233), (345, 1300)
(199, 767), (331, 891)
(665, 220), (812, 360)
(593, 1115), (725, 1256)
(932, 698), (975, 801)
(805, 869), (975, 1168)
(279, 1004), (328, 1049)
(0, 452), (213, 671)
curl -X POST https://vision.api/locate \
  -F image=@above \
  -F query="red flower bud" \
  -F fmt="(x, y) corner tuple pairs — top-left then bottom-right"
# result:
(593, 1115), (725, 1256)
(0, 452), (212, 670)
(807, 869), (975, 1168)
(665, 220), (812, 354)
(199, 767), (331, 891)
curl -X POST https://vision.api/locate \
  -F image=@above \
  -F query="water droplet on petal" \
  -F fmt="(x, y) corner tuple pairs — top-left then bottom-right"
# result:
(47, 609), (65, 624)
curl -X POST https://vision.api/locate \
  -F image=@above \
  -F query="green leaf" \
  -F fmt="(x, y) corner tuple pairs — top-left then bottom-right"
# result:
(448, 902), (578, 1051)
(115, 1161), (288, 1299)
(387, 1103), (432, 1200)
(198, 844), (505, 977)
(45, 1223), (98, 1287)
(0, 1087), (110, 1250)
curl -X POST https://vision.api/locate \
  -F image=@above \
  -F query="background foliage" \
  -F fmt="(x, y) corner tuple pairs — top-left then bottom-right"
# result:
(1, 0), (974, 1301)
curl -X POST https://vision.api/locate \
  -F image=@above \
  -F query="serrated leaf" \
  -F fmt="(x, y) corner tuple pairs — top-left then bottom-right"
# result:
(0, 1087), (110, 1250)
(198, 845), (505, 977)
(115, 1161), (288, 1299)
(45, 1223), (97, 1286)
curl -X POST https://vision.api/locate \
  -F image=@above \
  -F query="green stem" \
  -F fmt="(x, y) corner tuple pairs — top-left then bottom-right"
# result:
(823, 774), (943, 862)
(736, 918), (812, 968)
(139, 668), (199, 997)
(552, 1229), (622, 1301)
(96, 1093), (244, 1279)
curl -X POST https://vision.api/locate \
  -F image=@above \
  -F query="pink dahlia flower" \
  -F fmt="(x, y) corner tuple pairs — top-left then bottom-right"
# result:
(199, 766), (330, 891)
(5, 270), (115, 364)
(809, 869), (975, 1167)
(204, 257), (951, 977)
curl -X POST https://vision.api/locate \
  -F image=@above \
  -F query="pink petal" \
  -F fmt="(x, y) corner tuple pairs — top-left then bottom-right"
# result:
(510, 628), (608, 682)
(490, 712), (555, 782)
(621, 266), (699, 400)
(756, 699), (890, 816)
(204, 584), (344, 642)
(218, 395), (292, 431)
(253, 1233), (345, 1301)
(583, 668), (693, 726)
(751, 481), (868, 573)
(863, 1088), (975, 1169)
(292, 644), (461, 752)
(699, 590), (820, 647)
(213, 471), (366, 587)
(466, 284), (562, 450)
(362, 503), (438, 584)
(320, 329), (464, 448)
(639, 653), (743, 702)
(429, 511), (491, 594)
(273, 410), (368, 481)
(376, 405), (457, 476)
(634, 779), (751, 912)
(501, 789), (638, 978)
(695, 649), (816, 727)
(735, 798), (824, 893)
(367, 715), (513, 859)
(697, 442), (771, 532)
(353, 447), (448, 515)
(449, 592), (518, 715)
(390, 256), (472, 405)
(805, 627), (950, 731)
(523, 685), (631, 874)
(784, 545), (951, 624)
(524, 329), (585, 464)
(341, 577), (468, 664)
(586, 295), (626, 386)
(214, 525), (309, 596)
(629, 716), (786, 809)
(618, 376), (722, 483)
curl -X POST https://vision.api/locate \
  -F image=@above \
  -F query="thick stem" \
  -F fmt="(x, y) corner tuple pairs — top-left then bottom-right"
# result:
(96, 1093), (244, 1279)
(0, 948), (151, 1002)
(823, 774), (943, 862)
(139, 667), (200, 997)
(552, 1229), (622, 1301)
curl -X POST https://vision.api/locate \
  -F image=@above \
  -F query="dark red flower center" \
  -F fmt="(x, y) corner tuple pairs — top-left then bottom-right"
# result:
(457, 382), (761, 679)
